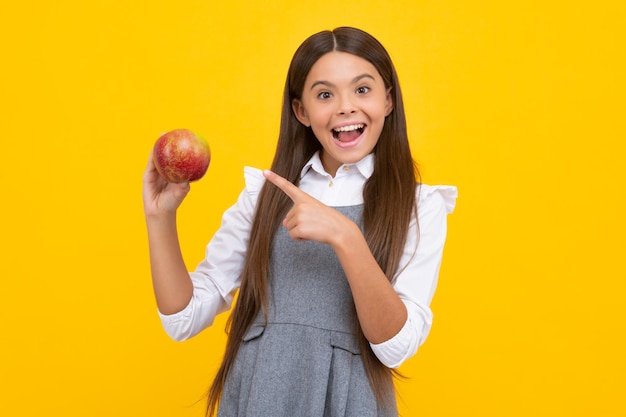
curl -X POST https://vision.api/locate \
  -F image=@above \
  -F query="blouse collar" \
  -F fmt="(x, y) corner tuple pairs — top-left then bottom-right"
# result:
(300, 151), (375, 180)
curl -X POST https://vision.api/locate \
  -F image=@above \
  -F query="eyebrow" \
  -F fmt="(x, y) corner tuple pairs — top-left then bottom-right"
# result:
(310, 73), (376, 90)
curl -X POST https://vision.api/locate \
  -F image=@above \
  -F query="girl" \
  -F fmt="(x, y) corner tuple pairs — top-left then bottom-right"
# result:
(143, 27), (457, 417)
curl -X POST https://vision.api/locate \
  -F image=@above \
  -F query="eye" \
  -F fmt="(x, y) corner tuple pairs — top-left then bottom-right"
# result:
(317, 91), (332, 100)
(356, 86), (370, 94)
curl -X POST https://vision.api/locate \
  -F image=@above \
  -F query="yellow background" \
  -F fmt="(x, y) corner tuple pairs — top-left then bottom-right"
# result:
(1, 1), (625, 416)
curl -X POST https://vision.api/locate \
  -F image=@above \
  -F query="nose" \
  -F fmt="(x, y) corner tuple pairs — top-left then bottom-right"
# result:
(336, 93), (356, 115)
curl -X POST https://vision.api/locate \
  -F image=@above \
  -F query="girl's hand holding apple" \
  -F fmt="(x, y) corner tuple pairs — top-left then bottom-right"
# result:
(142, 129), (211, 217)
(142, 151), (191, 217)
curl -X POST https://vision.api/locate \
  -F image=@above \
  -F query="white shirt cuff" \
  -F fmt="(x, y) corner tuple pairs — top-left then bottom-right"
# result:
(370, 314), (424, 368)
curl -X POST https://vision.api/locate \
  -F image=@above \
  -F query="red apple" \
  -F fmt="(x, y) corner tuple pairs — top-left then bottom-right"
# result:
(153, 129), (211, 183)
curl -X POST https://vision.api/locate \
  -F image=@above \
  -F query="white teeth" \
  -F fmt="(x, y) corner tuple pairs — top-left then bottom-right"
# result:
(333, 124), (364, 132)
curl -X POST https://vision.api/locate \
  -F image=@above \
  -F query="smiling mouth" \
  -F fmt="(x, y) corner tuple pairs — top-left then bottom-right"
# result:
(332, 124), (365, 142)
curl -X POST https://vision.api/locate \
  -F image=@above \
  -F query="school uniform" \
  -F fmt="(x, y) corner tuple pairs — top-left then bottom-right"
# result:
(158, 152), (457, 416)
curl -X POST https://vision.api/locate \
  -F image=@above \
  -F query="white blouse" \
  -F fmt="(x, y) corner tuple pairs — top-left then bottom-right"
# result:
(159, 152), (457, 368)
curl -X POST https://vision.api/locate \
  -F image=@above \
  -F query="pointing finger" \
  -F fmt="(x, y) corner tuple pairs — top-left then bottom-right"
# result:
(263, 170), (309, 203)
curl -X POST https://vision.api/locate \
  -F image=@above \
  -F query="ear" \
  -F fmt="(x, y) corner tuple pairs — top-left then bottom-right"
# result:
(385, 88), (394, 116)
(292, 99), (311, 127)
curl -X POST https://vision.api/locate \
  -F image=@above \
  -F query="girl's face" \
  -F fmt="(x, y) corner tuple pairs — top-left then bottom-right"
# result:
(292, 51), (393, 176)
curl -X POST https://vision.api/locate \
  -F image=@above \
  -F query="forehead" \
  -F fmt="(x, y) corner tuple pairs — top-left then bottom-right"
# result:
(305, 51), (382, 86)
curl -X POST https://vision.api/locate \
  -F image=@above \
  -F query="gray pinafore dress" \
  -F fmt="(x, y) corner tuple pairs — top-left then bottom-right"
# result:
(218, 205), (397, 417)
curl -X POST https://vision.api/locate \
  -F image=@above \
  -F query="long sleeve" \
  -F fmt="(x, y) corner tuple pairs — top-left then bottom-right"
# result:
(370, 184), (457, 367)
(157, 167), (264, 341)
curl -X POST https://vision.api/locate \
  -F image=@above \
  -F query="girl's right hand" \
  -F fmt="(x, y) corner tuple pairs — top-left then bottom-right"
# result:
(142, 151), (191, 217)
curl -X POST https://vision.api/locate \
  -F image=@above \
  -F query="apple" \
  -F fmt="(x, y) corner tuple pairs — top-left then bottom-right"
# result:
(153, 129), (211, 183)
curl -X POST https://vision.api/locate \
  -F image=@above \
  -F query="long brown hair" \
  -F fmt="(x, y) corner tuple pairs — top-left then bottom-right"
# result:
(207, 26), (419, 416)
